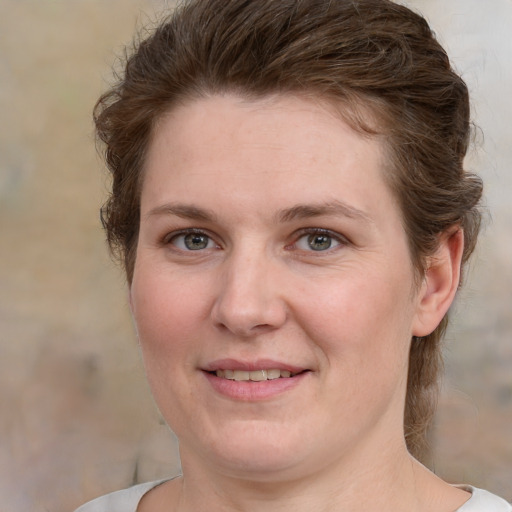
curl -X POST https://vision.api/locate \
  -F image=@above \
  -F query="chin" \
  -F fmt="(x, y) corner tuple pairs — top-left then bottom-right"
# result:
(214, 450), (305, 482)
(187, 420), (310, 478)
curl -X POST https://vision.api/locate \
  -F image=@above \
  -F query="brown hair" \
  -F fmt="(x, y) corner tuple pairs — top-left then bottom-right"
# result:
(94, 0), (482, 460)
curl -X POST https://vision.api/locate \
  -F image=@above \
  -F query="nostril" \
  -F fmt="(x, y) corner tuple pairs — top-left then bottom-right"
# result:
(210, 275), (288, 336)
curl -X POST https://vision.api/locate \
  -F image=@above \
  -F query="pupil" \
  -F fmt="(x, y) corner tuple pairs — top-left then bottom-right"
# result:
(308, 234), (331, 251)
(185, 233), (208, 250)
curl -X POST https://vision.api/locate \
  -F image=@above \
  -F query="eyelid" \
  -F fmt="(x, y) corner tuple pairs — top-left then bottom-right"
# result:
(160, 226), (348, 252)
(288, 227), (350, 252)
(162, 228), (221, 249)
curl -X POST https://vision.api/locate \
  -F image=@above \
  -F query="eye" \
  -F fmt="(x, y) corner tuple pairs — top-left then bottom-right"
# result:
(293, 229), (344, 252)
(168, 231), (217, 251)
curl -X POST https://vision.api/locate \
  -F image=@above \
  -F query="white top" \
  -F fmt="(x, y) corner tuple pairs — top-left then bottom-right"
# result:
(74, 480), (512, 512)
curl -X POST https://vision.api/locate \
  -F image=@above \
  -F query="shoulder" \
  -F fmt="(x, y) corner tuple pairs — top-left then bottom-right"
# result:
(73, 479), (170, 512)
(456, 486), (512, 511)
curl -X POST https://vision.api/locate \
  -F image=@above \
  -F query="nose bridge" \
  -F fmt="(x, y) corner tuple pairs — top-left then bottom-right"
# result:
(211, 241), (286, 336)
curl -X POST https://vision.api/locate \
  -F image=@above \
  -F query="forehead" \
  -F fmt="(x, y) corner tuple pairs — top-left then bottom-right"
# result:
(147, 93), (384, 172)
(152, 91), (384, 147)
(141, 93), (395, 222)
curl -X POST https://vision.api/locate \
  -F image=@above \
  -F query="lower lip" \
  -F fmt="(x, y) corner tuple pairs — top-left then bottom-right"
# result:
(203, 371), (309, 401)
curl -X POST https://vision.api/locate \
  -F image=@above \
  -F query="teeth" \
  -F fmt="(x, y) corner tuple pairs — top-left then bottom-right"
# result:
(249, 370), (267, 381)
(267, 369), (281, 380)
(234, 370), (250, 381)
(215, 369), (297, 381)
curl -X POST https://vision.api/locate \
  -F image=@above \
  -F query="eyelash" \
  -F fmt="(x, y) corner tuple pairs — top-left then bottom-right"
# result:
(288, 228), (349, 253)
(163, 228), (220, 252)
(162, 227), (349, 253)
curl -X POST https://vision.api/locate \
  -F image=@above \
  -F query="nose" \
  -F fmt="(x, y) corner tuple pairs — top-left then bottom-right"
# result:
(210, 249), (287, 337)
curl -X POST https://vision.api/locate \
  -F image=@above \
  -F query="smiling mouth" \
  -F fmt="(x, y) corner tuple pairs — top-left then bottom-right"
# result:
(211, 369), (305, 381)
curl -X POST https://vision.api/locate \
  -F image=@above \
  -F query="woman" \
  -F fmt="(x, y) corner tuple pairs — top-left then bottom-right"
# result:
(76, 0), (511, 510)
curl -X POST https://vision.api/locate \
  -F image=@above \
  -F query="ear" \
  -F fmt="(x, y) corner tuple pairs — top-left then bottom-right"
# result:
(412, 228), (464, 337)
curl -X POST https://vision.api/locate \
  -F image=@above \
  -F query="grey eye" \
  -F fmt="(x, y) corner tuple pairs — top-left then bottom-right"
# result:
(183, 233), (211, 250)
(307, 234), (333, 251)
(170, 232), (216, 251)
(294, 231), (342, 252)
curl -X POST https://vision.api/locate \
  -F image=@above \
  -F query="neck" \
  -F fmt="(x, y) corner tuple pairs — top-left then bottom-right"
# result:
(171, 440), (427, 512)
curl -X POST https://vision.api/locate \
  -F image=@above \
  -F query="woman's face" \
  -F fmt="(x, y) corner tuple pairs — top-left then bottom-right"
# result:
(130, 94), (427, 479)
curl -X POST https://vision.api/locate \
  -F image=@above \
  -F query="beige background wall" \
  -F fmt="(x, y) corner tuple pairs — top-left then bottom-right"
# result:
(0, 1), (510, 511)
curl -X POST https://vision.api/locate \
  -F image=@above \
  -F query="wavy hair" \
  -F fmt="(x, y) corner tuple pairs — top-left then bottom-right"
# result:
(94, 0), (482, 460)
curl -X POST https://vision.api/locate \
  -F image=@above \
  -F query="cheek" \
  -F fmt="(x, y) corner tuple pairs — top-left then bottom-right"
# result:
(130, 266), (211, 364)
(296, 269), (415, 374)
(286, 272), (414, 445)
(129, 268), (212, 426)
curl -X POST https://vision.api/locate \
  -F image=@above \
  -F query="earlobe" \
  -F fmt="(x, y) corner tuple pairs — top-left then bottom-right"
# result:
(412, 228), (464, 337)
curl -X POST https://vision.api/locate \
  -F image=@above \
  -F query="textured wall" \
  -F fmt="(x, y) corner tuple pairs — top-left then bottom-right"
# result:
(0, 1), (510, 511)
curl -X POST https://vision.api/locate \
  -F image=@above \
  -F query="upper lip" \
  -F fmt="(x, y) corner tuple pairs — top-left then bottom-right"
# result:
(202, 358), (308, 374)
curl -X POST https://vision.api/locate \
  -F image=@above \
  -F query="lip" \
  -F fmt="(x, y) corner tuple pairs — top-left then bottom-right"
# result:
(203, 358), (307, 374)
(201, 358), (310, 401)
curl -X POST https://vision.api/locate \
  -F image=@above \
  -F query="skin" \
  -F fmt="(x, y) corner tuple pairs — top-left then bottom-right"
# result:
(130, 93), (469, 511)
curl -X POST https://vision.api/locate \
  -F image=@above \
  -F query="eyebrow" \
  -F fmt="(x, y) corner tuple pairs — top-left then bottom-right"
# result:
(145, 203), (218, 222)
(276, 200), (374, 224)
(145, 200), (373, 225)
